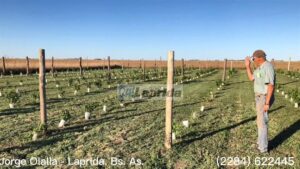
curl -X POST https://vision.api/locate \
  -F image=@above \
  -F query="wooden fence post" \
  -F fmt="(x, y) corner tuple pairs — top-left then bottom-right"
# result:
(230, 60), (233, 71)
(140, 59), (142, 69)
(154, 59), (157, 72)
(51, 56), (54, 77)
(102, 58), (105, 70)
(222, 59), (227, 82)
(107, 56), (111, 82)
(39, 49), (47, 134)
(2, 57), (6, 75)
(79, 57), (83, 76)
(127, 59), (129, 68)
(160, 56), (162, 72)
(87, 57), (89, 70)
(143, 59), (146, 81)
(26, 56), (30, 76)
(181, 58), (184, 78)
(165, 50), (174, 149)
(288, 57), (291, 71)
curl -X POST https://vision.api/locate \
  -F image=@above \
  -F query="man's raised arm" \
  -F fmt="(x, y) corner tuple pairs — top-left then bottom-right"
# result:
(245, 56), (254, 81)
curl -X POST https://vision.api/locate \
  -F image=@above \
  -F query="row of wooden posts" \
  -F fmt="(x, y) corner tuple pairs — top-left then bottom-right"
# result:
(1, 56), (32, 75)
(0, 56), (197, 81)
(0, 56), (233, 79)
(1, 57), (157, 77)
(1, 57), (296, 78)
(1, 56), (55, 76)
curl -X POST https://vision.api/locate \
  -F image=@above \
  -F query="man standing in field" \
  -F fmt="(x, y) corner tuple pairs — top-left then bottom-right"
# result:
(245, 50), (275, 153)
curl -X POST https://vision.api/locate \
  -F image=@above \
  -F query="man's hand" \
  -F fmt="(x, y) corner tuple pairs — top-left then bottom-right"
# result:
(263, 104), (270, 112)
(245, 56), (251, 68)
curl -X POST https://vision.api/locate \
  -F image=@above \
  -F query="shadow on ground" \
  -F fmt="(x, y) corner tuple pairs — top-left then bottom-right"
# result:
(269, 119), (300, 151)
(0, 107), (37, 116)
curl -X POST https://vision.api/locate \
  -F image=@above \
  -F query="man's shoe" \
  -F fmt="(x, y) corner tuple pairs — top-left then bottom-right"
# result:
(259, 149), (269, 155)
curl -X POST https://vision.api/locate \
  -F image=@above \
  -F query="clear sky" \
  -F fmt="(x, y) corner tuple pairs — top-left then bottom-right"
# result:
(0, 0), (299, 61)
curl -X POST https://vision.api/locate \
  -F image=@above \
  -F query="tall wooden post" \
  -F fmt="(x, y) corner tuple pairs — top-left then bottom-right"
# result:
(51, 56), (54, 77)
(79, 57), (83, 76)
(39, 49), (47, 133)
(86, 57), (89, 70)
(198, 61), (201, 70)
(165, 51), (174, 149)
(143, 59), (145, 81)
(181, 58), (184, 78)
(127, 59), (129, 68)
(288, 57), (291, 71)
(2, 57), (6, 75)
(230, 60), (233, 71)
(160, 56), (162, 72)
(222, 59), (227, 82)
(140, 59), (142, 69)
(154, 59), (157, 72)
(107, 56), (111, 82)
(26, 56), (30, 76)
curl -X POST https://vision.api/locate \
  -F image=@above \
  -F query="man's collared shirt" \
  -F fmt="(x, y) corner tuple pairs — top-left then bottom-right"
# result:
(253, 61), (276, 95)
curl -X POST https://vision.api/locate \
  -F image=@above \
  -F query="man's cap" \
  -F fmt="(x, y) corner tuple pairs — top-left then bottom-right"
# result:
(252, 50), (266, 58)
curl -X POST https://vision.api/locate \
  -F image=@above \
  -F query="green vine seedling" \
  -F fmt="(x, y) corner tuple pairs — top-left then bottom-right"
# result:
(192, 112), (198, 119)
(58, 110), (71, 128)
(84, 104), (95, 120)
(6, 90), (20, 109)
(32, 124), (46, 141)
